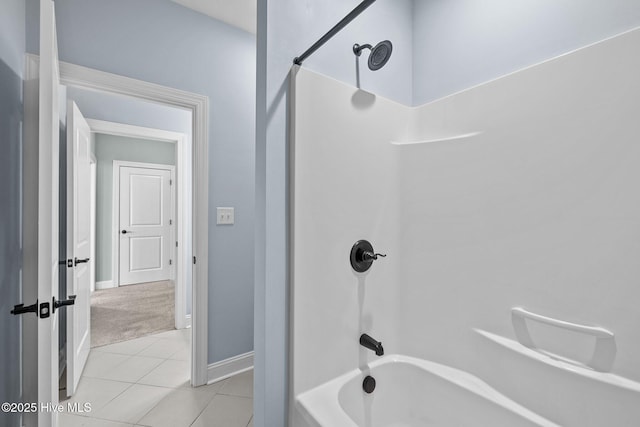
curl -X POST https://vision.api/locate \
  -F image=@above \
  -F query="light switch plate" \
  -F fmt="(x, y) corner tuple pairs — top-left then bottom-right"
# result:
(217, 207), (234, 225)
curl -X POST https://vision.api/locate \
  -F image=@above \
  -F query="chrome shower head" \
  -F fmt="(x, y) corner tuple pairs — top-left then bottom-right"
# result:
(353, 40), (393, 71)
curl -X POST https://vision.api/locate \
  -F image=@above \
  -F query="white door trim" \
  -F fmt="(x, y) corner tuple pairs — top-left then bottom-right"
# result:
(29, 55), (210, 387)
(90, 155), (97, 293)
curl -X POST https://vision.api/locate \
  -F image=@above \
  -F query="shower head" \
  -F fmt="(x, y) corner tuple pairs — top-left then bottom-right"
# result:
(353, 40), (393, 71)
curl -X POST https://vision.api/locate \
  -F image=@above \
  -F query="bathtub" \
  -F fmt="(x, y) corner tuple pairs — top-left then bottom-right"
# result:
(295, 354), (559, 427)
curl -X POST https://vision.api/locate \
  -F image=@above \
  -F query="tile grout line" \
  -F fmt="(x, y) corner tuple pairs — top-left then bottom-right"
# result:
(131, 335), (193, 425)
(73, 329), (195, 425)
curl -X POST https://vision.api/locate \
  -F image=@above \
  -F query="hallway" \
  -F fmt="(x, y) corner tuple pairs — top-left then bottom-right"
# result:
(60, 329), (253, 426)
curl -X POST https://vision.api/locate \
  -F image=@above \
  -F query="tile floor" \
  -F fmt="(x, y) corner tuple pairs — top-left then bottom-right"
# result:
(60, 329), (253, 427)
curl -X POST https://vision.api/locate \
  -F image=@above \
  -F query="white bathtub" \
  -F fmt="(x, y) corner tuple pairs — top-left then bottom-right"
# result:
(295, 354), (559, 427)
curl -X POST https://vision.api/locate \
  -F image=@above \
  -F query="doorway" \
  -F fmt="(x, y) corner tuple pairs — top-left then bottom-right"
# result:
(87, 119), (191, 331)
(58, 61), (209, 387)
(61, 101), (194, 404)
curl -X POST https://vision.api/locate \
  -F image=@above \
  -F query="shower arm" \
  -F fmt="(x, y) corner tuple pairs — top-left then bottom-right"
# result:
(353, 43), (373, 56)
(293, 0), (377, 66)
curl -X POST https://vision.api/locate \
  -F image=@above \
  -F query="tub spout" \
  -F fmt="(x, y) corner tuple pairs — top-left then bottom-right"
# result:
(360, 333), (384, 356)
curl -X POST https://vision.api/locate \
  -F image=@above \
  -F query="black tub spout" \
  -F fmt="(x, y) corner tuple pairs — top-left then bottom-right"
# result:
(360, 333), (384, 356)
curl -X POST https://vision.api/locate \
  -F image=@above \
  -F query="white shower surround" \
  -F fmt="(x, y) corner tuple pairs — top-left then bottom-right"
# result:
(291, 26), (640, 426)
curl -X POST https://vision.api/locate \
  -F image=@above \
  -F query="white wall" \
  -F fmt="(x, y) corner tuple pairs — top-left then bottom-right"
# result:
(291, 67), (407, 403)
(412, 0), (640, 105)
(397, 26), (640, 427)
(291, 27), (640, 427)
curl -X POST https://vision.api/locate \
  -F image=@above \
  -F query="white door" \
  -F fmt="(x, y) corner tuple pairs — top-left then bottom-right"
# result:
(119, 165), (174, 285)
(65, 102), (91, 396)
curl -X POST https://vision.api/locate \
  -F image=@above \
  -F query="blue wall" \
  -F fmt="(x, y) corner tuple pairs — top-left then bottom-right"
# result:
(412, 0), (640, 105)
(35, 0), (256, 364)
(0, 0), (24, 426)
(67, 87), (193, 140)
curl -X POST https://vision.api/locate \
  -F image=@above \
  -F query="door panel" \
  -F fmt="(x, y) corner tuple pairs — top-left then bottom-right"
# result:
(119, 166), (173, 285)
(130, 175), (163, 225)
(66, 101), (91, 397)
(130, 236), (163, 271)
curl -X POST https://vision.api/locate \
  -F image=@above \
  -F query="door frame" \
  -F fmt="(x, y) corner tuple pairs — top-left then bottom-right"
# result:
(28, 55), (210, 387)
(90, 155), (97, 293)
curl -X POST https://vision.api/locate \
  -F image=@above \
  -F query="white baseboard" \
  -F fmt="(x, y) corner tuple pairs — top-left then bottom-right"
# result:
(96, 280), (114, 290)
(207, 351), (254, 384)
(186, 315), (192, 328)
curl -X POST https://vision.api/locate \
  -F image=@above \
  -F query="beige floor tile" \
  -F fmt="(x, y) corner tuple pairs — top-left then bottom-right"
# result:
(219, 369), (253, 398)
(167, 347), (190, 361)
(96, 355), (164, 383)
(83, 352), (130, 379)
(137, 339), (183, 359)
(190, 395), (253, 427)
(91, 384), (173, 424)
(137, 359), (190, 388)
(149, 328), (190, 344)
(136, 386), (218, 427)
(62, 377), (132, 414)
(59, 413), (134, 426)
(93, 337), (158, 356)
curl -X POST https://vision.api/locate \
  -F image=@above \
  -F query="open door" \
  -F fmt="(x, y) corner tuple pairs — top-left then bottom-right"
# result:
(36, 1), (60, 425)
(35, 0), (60, 425)
(21, 1), (63, 426)
(65, 102), (91, 396)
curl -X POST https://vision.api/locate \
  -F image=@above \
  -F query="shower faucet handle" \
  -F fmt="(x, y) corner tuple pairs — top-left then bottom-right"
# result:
(363, 251), (386, 261)
(350, 240), (387, 273)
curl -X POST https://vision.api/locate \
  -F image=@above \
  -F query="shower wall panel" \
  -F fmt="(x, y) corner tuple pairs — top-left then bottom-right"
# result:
(397, 26), (640, 426)
(290, 67), (409, 399)
(291, 25), (640, 427)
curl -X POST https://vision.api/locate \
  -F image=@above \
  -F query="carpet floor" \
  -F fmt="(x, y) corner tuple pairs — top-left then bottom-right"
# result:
(91, 280), (175, 348)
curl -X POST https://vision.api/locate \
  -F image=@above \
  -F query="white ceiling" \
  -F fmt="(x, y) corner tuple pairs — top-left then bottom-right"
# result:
(171, 0), (256, 34)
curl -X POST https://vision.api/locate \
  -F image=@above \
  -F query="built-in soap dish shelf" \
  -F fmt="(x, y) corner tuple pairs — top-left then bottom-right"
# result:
(475, 328), (640, 393)
(511, 307), (616, 373)
(391, 131), (483, 146)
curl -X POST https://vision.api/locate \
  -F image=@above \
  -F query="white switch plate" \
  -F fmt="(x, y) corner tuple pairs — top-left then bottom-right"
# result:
(217, 207), (234, 225)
